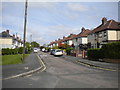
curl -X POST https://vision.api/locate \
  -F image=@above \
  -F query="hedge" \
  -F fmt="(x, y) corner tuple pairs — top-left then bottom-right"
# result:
(2, 47), (32, 55)
(66, 48), (74, 55)
(87, 42), (120, 60)
(101, 42), (120, 59)
(87, 48), (102, 60)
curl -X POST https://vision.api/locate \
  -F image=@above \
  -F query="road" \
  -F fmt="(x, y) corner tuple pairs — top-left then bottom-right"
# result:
(2, 51), (119, 88)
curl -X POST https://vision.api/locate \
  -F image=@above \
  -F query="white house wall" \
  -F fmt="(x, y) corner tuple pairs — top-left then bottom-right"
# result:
(117, 30), (120, 40)
(68, 40), (73, 45)
(107, 30), (117, 40)
(0, 38), (13, 48)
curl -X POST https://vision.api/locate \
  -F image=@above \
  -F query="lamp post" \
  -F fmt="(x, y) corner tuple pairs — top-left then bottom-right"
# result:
(22, 0), (28, 62)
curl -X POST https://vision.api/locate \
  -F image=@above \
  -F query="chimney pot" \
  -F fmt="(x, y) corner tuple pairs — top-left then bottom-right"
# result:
(63, 36), (65, 39)
(81, 27), (85, 32)
(6, 30), (9, 34)
(102, 17), (107, 25)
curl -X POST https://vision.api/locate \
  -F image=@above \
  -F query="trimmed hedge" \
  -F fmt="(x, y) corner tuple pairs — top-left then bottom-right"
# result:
(66, 48), (74, 55)
(2, 47), (32, 55)
(87, 42), (120, 60)
(101, 42), (120, 59)
(87, 48), (102, 60)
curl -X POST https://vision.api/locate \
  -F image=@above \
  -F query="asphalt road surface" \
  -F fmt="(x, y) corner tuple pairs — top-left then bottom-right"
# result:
(2, 51), (119, 88)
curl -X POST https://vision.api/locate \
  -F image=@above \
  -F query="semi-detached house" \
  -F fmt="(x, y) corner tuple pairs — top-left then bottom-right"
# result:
(88, 18), (120, 48)
(0, 30), (23, 49)
(73, 27), (91, 53)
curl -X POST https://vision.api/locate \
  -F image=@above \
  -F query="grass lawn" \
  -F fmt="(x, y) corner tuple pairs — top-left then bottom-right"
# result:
(0, 54), (29, 65)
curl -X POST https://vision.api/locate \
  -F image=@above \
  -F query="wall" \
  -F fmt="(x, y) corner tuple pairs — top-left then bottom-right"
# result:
(0, 38), (12, 48)
(117, 30), (120, 40)
(68, 40), (73, 45)
(107, 30), (117, 40)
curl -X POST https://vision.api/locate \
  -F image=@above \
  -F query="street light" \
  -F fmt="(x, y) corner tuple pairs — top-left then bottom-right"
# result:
(22, 0), (28, 62)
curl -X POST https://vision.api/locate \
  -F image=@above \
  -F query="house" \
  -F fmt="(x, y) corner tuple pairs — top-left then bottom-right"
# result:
(88, 17), (120, 48)
(59, 34), (77, 48)
(73, 27), (91, 53)
(66, 34), (77, 46)
(0, 30), (23, 49)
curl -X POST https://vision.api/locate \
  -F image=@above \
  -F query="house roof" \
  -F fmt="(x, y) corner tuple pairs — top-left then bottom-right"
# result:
(0, 31), (12, 38)
(89, 19), (120, 34)
(74, 28), (91, 39)
(0, 30), (23, 43)
(63, 34), (77, 41)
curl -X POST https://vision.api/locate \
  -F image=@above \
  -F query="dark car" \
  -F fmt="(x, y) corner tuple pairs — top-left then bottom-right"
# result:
(50, 49), (55, 55)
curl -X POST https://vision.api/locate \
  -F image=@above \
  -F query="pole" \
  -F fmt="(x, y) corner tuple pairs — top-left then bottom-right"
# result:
(22, 0), (28, 62)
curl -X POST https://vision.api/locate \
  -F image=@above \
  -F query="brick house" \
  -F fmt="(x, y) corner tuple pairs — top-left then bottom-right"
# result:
(88, 18), (120, 48)
(73, 27), (91, 53)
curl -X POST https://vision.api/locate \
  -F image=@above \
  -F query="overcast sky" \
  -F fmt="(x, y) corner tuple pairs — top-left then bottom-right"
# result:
(1, 2), (118, 45)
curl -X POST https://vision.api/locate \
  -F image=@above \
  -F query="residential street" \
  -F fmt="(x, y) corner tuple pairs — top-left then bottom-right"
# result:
(2, 51), (119, 88)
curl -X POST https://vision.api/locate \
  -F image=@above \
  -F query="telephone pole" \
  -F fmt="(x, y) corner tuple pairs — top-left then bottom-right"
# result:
(22, 0), (28, 62)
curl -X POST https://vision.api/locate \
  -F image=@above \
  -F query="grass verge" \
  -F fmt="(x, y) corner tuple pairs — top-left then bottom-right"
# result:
(0, 54), (29, 65)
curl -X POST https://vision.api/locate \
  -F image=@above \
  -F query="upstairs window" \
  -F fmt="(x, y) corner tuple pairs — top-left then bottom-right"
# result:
(104, 31), (107, 37)
(99, 32), (102, 38)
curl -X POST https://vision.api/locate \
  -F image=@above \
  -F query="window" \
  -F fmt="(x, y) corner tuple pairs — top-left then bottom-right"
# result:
(99, 32), (102, 38)
(104, 31), (107, 37)
(76, 38), (78, 42)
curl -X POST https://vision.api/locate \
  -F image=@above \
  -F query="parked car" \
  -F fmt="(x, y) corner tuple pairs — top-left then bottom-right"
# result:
(33, 48), (38, 53)
(42, 48), (45, 52)
(50, 49), (55, 55)
(54, 49), (63, 56)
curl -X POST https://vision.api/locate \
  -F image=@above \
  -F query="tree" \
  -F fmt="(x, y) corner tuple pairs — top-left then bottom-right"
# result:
(31, 41), (40, 47)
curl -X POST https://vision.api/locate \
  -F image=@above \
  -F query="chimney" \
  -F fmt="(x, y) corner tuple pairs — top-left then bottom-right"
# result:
(102, 17), (107, 25)
(6, 30), (9, 34)
(63, 36), (65, 39)
(17, 37), (19, 40)
(58, 38), (61, 40)
(70, 33), (73, 36)
(81, 27), (85, 32)
(13, 34), (15, 38)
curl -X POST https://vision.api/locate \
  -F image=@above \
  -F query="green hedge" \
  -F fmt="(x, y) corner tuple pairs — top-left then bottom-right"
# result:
(101, 42), (120, 59)
(2, 47), (32, 55)
(87, 48), (102, 60)
(87, 42), (120, 60)
(66, 48), (74, 55)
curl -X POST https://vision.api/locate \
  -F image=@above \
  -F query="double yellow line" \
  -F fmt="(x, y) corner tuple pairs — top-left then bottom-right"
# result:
(77, 61), (119, 72)
(36, 54), (46, 72)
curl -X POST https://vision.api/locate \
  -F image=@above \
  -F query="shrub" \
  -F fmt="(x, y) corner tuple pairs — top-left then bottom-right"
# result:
(2, 47), (32, 55)
(87, 48), (102, 60)
(66, 48), (74, 55)
(87, 42), (120, 60)
(18, 47), (23, 54)
(101, 42), (120, 59)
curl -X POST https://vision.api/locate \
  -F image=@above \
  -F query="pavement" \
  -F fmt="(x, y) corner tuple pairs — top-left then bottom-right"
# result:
(61, 55), (120, 71)
(2, 52), (43, 79)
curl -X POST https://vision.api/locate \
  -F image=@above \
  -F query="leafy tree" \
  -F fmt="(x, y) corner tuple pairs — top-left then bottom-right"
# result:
(31, 41), (40, 47)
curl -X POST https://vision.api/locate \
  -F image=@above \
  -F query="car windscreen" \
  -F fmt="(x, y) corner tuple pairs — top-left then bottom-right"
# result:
(56, 50), (62, 52)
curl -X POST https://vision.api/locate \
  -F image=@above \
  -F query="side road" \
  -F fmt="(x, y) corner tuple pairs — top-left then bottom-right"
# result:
(2, 52), (43, 79)
(61, 55), (120, 71)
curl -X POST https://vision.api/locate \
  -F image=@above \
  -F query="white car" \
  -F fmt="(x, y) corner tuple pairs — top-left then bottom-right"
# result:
(42, 48), (45, 52)
(33, 48), (38, 53)
(54, 49), (63, 56)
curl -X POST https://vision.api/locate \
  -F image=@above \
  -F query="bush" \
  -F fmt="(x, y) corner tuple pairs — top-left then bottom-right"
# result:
(87, 42), (120, 60)
(101, 42), (120, 59)
(87, 48), (102, 60)
(66, 48), (74, 55)
(2, 47), (32, 55)
(18, 47), (23, 54)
